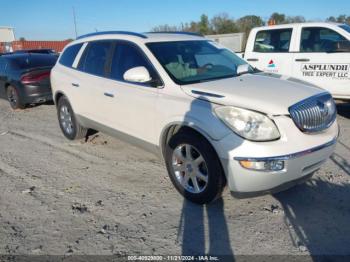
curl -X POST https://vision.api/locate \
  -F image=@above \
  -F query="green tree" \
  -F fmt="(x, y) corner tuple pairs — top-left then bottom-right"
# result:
(326, 16), (337, 22)
(237, 15), (265, 48)
(286, 16), (306, 23)
(270, 12), (286, 24)
(198, 14), (211, 35)
(211, 13), (238, 34)
(151, 24), (180, 32)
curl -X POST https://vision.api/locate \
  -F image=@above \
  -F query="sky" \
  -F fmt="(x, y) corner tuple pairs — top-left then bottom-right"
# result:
(0, 0), (349, 40)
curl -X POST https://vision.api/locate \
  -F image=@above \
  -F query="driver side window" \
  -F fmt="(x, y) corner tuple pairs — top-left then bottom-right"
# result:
(300, 27), (346, 52)
(110, 42), (160, 86)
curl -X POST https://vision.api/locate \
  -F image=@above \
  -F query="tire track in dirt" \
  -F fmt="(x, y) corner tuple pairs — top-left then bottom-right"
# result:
(6, 130), (105, 165)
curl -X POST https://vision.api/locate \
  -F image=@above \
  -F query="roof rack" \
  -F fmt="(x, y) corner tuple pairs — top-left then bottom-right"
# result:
(146, 31), (203, 37)
(77, 31), (148, 40)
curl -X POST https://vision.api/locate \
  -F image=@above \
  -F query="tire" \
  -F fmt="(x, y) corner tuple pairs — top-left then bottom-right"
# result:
(6, 85), (25, 110)
(57, 96), (87, 140)
(165, 129), (226, 204)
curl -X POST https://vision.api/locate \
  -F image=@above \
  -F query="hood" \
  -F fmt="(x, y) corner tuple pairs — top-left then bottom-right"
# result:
(181, 73), (325, 115)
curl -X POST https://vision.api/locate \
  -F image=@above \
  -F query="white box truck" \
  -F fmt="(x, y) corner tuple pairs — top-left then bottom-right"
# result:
(241, 22), (350, 100)
(206, 33), (245, 53)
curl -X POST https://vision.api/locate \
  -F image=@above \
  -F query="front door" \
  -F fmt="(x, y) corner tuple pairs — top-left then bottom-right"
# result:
(102, 41), (162, 145)
(292, 26), (350, 98)
(245, 27), (295, 76)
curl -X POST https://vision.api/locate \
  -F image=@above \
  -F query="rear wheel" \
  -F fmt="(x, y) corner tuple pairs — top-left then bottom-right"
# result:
(57, 96), (87, 140)
(165, 129), (226, 204)
(6, 85), (25, 110)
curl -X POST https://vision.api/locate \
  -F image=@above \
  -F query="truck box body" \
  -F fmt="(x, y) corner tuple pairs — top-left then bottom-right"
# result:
(206, 33), (245, 53)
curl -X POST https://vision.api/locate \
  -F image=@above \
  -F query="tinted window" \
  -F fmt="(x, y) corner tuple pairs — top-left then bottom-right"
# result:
(300, 27), (346, 52)
(10, 54), (57, 70)
(339, 24), (350, 34)
(59, 43), (83, 67)
(110, 42), (159, 85)
(254, 29), (292, 53)
(78, 41), (112, 76)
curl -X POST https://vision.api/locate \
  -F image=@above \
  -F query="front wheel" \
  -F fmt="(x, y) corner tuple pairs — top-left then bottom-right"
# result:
(57, 96), (87, 140)
(165, 130), (226, 204)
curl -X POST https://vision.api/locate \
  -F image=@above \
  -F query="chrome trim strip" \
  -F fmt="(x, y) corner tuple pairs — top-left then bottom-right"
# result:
(191, 90), (225, 98)
(234, 138), (337, 162)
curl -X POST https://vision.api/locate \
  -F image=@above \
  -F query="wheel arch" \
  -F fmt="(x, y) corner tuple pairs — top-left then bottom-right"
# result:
(159, 122), (217, 161)
(54, 91), (67, 106)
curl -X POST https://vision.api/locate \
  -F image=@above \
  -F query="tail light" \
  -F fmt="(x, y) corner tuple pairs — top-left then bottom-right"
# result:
(21, 71), (51, 84)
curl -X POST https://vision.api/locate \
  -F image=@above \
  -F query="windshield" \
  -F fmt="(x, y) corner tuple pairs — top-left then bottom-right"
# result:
(339, 24), (350, 34)
(146, 40), (252, 85)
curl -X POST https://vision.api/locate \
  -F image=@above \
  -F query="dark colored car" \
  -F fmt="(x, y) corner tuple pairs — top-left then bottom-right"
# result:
(0, 53), (58, 109)
(14, 49), (58, 55)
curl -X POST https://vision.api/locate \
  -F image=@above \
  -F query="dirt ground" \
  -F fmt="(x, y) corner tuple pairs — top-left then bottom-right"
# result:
(0, 98), (349, 260)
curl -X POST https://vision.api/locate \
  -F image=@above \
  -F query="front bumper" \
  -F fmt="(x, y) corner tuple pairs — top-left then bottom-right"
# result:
(212, 116), (338, 195)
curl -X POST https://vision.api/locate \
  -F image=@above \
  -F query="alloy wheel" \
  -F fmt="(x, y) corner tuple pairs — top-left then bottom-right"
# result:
(172, 144), (209, 194)
(60, 105), (74, 135)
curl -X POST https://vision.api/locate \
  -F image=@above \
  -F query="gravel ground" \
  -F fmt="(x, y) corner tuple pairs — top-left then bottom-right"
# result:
(0, 98), (349, 260)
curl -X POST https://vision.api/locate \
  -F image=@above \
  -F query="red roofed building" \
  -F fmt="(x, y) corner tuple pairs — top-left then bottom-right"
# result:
(11, 40), (72, 53)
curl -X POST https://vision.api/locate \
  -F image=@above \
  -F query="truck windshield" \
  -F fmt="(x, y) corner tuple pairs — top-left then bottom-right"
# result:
(339, 24), (350, 34)
(146, 40), (252, 85)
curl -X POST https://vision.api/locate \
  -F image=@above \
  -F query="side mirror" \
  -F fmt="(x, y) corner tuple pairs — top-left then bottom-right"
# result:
(123, 66), (152, 83)
(236, 64), (251, 76)
(335, 40), (350, 52)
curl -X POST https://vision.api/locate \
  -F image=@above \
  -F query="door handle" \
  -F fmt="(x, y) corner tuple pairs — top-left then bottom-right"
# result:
(295, 58), (310, 62)
(247, 58), (259, 62)
(72, 83), (79, 87)
(104, 92), (114, 98)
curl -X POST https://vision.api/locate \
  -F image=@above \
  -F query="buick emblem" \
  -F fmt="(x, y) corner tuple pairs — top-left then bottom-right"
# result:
(317, 100), (329, 117)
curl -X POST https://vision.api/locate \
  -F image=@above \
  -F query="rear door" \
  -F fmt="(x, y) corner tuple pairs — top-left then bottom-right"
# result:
(74, 40), (114, 126)
(292, 26), (350, 98)
(244, 27), (295, 76)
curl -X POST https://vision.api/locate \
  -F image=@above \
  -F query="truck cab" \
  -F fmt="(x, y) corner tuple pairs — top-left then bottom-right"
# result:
(244, 22), (350, 100)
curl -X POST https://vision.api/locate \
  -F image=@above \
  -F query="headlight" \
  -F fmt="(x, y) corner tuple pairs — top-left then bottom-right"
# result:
(214, 106), (280, 141)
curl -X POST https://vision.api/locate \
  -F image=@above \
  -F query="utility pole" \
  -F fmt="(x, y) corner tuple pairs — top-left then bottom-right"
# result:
(72, 6), (78, 38)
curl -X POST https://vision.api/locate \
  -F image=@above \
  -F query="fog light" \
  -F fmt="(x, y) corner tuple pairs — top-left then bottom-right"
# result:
(239, 160), (284, 171)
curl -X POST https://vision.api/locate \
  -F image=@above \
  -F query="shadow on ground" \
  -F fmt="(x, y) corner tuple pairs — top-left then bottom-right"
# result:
(274, 162), (350, 258)
(178, 198), (234, 258)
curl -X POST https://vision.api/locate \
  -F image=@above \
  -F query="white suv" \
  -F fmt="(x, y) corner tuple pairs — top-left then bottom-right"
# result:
(51, 31), (338, 204)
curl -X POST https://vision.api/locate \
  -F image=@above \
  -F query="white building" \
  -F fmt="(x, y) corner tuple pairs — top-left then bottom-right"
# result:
(0, 27), (15, 52)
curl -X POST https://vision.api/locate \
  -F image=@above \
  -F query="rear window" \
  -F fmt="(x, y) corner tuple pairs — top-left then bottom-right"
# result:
(339, 24), (350, 34)
(59, 43), (83, 67)
(78, 41), (112, 77)
(11, 55), (57, 70)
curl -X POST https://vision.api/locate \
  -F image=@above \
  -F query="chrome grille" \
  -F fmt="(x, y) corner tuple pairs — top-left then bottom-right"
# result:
(289, 93), (337, 133)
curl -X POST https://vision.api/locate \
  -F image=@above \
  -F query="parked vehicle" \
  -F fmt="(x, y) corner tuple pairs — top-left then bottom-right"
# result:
(0, 53), (57, 109)
(240, 22), (350, 100)
(51, 31), (338, 204)
(13, 49), (58, 55)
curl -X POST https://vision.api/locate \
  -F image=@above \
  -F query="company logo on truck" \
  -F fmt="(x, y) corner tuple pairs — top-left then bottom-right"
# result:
(268, 60), (276, 68)
(301, 63), (350, 79)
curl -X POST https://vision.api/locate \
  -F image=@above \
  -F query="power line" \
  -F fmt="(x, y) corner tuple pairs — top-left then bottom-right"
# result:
(72, 6), (78, 38)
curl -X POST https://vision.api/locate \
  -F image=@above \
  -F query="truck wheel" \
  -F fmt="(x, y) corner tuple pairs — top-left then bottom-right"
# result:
(165, 130), (226, 204)
(7, 85), (25, 110)
(57, 96), (87, 140)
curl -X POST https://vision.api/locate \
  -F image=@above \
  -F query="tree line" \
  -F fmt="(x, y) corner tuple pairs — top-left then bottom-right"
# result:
(151, 13), (350, 36)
